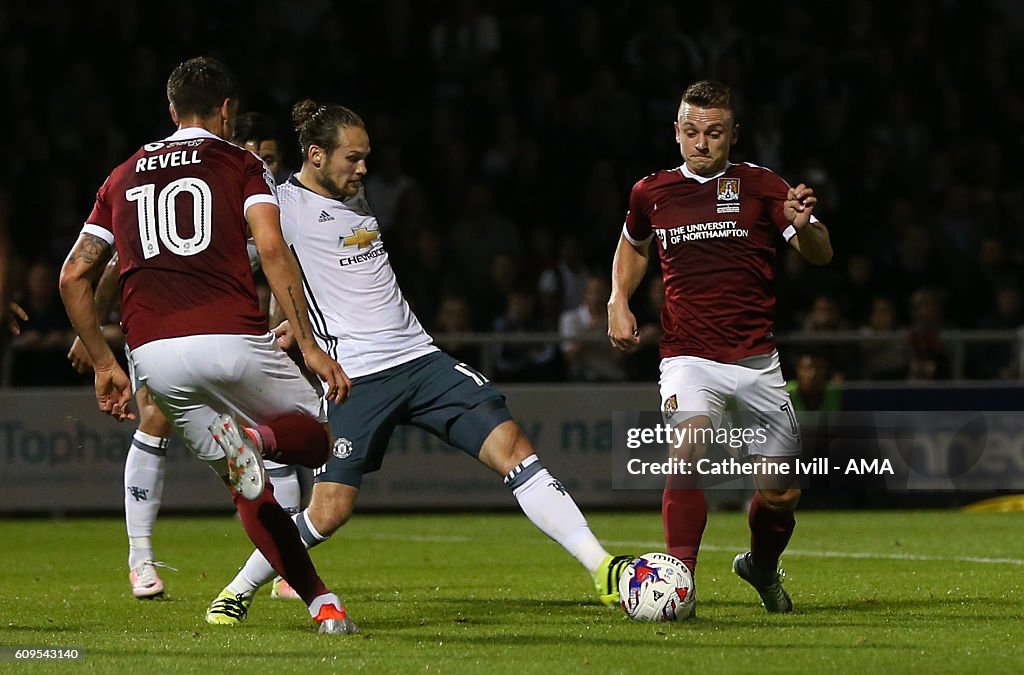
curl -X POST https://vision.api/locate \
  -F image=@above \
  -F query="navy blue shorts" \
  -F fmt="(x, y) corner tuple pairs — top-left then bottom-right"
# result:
(314, 352), (512, 487)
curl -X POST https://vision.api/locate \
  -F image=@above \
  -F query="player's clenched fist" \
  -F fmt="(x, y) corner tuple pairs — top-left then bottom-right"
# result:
(607, 301), (640, 351)
(784, 183), (817, 228)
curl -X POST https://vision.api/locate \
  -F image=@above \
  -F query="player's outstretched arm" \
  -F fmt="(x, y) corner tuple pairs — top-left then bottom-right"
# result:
(608, 233), (650, 351)
(785, 183), (832, 265)
(248, 202), (351, 404)
(59, 233), (134, 421)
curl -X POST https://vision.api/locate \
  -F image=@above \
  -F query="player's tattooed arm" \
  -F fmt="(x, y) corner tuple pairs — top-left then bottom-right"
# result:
(247, 201), (350, 402)
(59, 228), (132, 421)
(286, 285), (310, 341)
(67, 233), (113, 269)
(68, 252), (121, 373)
(60, 231), (122, 377)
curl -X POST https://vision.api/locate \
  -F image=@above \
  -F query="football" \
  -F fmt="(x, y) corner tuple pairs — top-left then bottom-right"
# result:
(618, 552), (695, 621)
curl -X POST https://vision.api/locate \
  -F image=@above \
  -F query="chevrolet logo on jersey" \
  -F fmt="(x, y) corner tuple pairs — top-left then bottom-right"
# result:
(341, 226), (379, 249)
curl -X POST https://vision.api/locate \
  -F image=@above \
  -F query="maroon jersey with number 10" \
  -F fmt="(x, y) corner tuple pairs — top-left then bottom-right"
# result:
(82, 127), (275, 350)
(623, 161), (797, 363)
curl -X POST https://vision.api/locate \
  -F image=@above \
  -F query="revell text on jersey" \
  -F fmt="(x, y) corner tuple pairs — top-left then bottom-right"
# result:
(135, 150), (202, 173)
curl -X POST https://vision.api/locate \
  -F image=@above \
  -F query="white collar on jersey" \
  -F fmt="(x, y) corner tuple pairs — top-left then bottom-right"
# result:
(165, 127), (219, 142)
(679, 161), (733, 184)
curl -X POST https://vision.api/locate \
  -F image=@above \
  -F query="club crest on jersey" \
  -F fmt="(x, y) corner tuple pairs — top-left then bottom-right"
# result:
(663, 394), (678, 414)
(717, 178), (740, 214)
(333, 437), (354, 459)
(340, 226), (379, 249)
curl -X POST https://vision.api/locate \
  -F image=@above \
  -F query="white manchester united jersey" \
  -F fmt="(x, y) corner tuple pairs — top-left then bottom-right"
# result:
(279, 177), (437, 378)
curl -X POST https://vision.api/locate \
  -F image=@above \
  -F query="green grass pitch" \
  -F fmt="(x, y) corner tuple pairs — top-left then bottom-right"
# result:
(2, 509), (1023, 673)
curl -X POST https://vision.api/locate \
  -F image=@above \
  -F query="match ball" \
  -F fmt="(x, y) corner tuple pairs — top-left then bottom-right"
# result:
(618, 552), (695, 621)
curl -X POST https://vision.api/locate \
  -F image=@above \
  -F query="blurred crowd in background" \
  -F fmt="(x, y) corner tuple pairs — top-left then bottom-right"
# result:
(1, 0), (1022, 387)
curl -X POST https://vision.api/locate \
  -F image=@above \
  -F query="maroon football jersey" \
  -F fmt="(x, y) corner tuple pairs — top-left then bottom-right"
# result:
(624, 162), (796, 363)
(83, 128), (275, 349)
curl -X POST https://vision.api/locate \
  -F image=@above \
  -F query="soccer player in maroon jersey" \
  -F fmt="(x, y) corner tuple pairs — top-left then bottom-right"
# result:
(608, 80), (832, 614)
(64, 114), (304, 602)
(58, 56), (356, 634)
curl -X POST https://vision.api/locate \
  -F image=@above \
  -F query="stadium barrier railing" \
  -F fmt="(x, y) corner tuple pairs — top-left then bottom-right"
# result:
(1, 329), (1022, 387)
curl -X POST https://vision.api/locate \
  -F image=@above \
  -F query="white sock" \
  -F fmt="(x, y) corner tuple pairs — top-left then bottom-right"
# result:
(308, 592), (342, 618)
(505, 455), (609, 574)
(125, 431), (168, 569)
(128, 537), (152, 569)
(264, 464), (300, 582)
(226, 510), (328, 597)
(266, 463), (301, 514)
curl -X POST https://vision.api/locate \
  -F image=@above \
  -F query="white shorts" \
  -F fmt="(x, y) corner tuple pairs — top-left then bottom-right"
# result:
(125, 339), (289, 471)
(126, 342), (142, 395)
(658, 350), (800, 458)
(129, 332), (325, 462)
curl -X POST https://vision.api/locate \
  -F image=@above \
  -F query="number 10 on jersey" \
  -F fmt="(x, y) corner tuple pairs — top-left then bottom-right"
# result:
(126, 178), (214, 259)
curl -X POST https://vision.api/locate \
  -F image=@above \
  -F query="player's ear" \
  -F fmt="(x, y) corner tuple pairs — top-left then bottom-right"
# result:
(169, 103), (179, 125)
(310, 145), (323, 169)
(673, 120), (681, 144)
(731, 123), (739, 146)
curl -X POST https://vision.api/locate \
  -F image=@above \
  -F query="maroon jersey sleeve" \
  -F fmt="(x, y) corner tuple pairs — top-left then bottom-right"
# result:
(241, 151), (278, 212)
(623, 177), (654, 244)
(760, 169), (795, 237)
(85, 176), (115, 238)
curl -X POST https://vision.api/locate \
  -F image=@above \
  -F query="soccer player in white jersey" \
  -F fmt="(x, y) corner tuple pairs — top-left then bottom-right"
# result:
(608, 80), (833, 614)
(64, 115), (304, 601)
(204, 100), (631, 626)
(59, 57), (355, 634)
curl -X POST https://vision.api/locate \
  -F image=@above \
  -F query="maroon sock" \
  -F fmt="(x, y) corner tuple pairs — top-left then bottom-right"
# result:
(662, 476), (707, 574)
(253, 414), (329, 468)
(232, 486), (328, 604)
(748, 492), (796, 571)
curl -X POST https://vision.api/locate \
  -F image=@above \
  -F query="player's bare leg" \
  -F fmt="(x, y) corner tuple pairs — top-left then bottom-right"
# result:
(125, 387), (175, 599)
(306, 482), (359, 534)
(478, 420), (629, 606)
(211, 418), (627, 613)
(662, 415), (711, 575)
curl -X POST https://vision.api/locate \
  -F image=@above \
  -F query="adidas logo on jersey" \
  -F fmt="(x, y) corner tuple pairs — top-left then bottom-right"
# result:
(318, 210), (334, 222)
